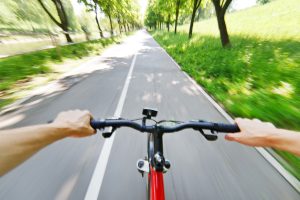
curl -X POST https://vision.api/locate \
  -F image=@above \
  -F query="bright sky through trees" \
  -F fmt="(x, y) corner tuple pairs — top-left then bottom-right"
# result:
(231, 0), (256, 10)
(71, 0), (255, 19)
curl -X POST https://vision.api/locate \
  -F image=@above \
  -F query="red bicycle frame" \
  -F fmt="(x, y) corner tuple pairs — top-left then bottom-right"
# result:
(149, 167), (165, 200)
(143, 128), (169, 200)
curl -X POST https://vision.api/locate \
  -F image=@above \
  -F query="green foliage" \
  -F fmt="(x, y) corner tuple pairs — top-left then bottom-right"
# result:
(63, 0), (81, 31)
(145, 0), (177, 29)
(179, 0), (300, 40)
(0, 37), (119, 92)
(0, 0), (58, 32)
(152, 0), (300, 179)
(79, 0), (141, 34)
(144, 0), (208, 31)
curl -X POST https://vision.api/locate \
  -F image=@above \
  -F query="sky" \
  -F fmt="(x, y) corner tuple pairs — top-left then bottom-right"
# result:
(231, 0), (257, 10)
(70, 0), (85, 16)
(139, 0), (148, 18)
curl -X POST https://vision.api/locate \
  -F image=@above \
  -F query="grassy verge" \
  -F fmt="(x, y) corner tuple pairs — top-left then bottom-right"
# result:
(153, 31), (300, 180)
(0, 36), (123, 108)
(151, 0), (300, 180)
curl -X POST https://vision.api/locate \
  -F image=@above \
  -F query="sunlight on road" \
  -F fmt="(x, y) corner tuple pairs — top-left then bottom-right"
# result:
(102, 30), (151, 59)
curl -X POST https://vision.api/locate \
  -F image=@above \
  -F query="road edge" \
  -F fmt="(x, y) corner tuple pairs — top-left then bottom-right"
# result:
(155, 39), (300, 193)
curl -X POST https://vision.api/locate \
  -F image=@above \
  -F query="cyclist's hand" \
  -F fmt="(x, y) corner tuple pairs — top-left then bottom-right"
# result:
(225, 118), (277, 147)
(53, 110), (96, 137)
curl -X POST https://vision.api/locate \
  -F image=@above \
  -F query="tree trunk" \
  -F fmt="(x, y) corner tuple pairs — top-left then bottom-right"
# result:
(117, 16), (122, 34)
(127, 24), (130, 32)
(118, 21), (122, 34)
(108, 11), (113, 36)
(212, 0), (232, 47)
(216, 12), (230, 47)
(64, 32), (73, 43)
(174, 0), (180, 34)
(53, 0), (73, 43)
(122, 19), (127, 32)
(94, 4), (104, 38)
(95, 16), (104, 38)
(38, 0), (73, 43)
(189, 0), (198, 39)
(167, 14), (170, 32)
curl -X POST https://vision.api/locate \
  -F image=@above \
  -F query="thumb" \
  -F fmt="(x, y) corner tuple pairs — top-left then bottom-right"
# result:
(225, 133), (239, 141)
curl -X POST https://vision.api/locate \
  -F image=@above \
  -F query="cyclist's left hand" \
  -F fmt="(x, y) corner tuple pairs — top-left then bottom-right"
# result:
(53, 110), (96, 137)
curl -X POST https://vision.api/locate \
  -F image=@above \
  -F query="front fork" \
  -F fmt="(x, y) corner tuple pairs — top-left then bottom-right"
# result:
(136, 156), (171, 177)
(137, 155), (170, 200)
(136, 131), (171, 177)
(137, 131), (170, 200)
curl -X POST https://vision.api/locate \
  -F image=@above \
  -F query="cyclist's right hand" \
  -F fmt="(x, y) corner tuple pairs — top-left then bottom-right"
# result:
(225, 118), (277, 147)
(52, 110), (96, 138)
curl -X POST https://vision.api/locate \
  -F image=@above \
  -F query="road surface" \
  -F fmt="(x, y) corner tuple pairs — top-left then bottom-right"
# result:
(0, 30), (299, 200)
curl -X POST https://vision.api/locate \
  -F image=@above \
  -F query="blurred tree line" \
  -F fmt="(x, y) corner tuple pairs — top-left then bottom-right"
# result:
(145, 0), (234, 47)
(0, 0), (142, 43)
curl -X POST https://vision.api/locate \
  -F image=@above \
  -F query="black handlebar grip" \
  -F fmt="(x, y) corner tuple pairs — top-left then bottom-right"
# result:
(90, 120), (105, 129)
(90, 120), (97, 129)
(214, 123), (240, 133)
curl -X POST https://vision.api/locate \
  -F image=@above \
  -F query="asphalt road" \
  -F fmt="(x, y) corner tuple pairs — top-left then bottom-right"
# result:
(0, 30), (299, 200)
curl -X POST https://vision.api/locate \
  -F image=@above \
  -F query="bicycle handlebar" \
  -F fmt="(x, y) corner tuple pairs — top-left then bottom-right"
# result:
(90, 119), (240, 134)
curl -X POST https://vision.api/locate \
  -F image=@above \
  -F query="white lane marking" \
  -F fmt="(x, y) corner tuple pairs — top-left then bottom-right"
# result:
(155, 37), (300, 192)
(84, 54), (137, 200)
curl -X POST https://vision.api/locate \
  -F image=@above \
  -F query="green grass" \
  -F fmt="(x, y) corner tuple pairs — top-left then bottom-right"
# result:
(0, 36), (121, 108)
(179, 0), (300, 41)
(152, 0), (300, 179)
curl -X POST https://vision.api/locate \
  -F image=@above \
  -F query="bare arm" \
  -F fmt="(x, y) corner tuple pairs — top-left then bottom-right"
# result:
(225, 118), (300, 156)
(0, 110), (96, 176)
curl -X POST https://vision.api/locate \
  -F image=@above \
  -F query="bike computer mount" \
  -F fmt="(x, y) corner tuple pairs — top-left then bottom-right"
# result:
(142, 108), (158, 119)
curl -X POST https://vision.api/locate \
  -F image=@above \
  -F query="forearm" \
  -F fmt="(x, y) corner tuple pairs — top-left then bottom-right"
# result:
(268, 129), (300, 156)
(0, 124), (70, 176)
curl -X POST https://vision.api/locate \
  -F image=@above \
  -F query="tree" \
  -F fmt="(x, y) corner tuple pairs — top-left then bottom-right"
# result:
(145, 0), (174, 32)
(79, 0), (104, 38)
(189, 0), (202, 38)
(0, 0), (59, 32)
(174, 0), (181, 34)
(37, 0), (73, 42)
(211, 0), (232, 47)
(94, 2), (104, 38)
(80, 0), (141, 37)
(98, 0), (116, 36)
(162, 0), (174, 32)
(145, 6), (159, 30)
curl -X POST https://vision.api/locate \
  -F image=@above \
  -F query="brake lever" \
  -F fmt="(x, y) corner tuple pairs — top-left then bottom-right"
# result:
(198, 129), (218, 141)
(102, 126), (117, 138)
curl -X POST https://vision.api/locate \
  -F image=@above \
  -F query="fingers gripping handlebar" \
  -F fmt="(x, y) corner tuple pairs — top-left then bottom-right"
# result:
(212, 123), (240, 133)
